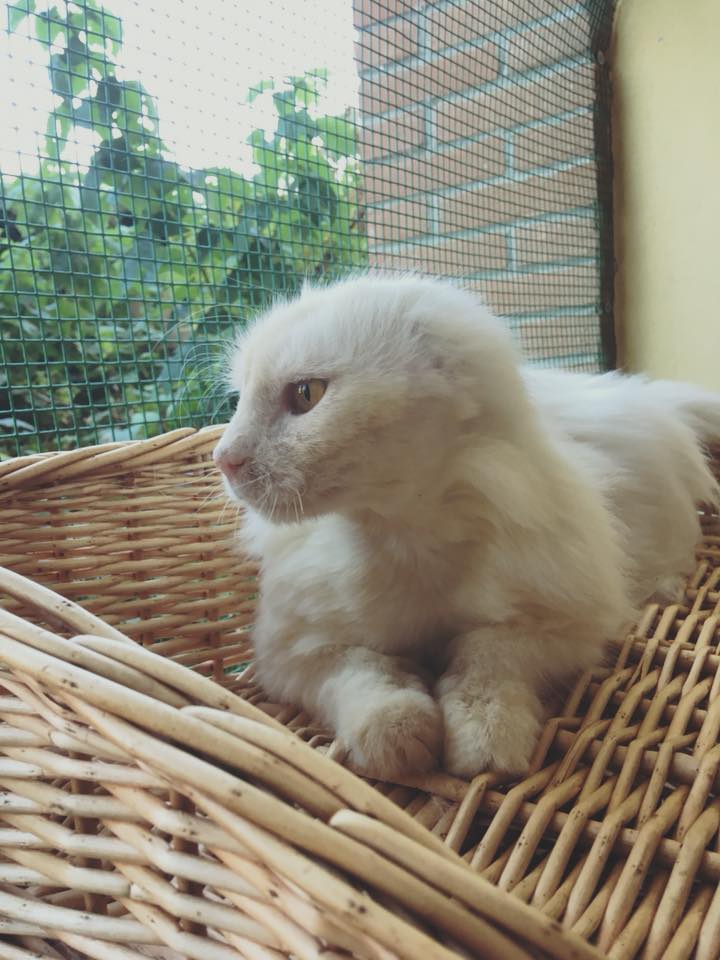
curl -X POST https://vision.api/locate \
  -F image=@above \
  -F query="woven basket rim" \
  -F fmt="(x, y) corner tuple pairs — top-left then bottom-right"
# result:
(0, 424), (226, 493)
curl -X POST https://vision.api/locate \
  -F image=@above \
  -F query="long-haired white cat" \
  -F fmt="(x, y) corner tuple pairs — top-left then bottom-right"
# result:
(214, 275), (720, 779)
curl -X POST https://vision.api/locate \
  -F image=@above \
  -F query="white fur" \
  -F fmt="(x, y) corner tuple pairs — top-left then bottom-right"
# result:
(214, 275), (720, 779)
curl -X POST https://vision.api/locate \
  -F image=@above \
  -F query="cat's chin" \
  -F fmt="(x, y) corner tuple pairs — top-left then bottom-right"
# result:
(220, 478), (293, 521)
(246, 493), (353, 525)
(238, 492), (318, 525)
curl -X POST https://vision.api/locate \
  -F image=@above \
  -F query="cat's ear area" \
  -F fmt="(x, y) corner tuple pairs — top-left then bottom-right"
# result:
(407, 322), (464, 380)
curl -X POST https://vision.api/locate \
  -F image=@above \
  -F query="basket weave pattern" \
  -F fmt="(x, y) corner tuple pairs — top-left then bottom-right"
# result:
(0, 428), (718, 960)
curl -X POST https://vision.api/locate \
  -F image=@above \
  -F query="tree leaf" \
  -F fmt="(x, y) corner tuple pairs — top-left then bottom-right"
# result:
(315, 115), (357, 158)
(7, 0), (36, 33)
(277, 108), (318, 144)
(2, 28), (367, 457)
(34, 7), (65, 45)
(292, 175), (338, 226)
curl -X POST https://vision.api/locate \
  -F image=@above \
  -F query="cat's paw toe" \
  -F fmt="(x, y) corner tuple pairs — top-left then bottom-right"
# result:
(649, 575), (687, 604)
(349, 689), (443, 779)
(440, 694), (541, 779)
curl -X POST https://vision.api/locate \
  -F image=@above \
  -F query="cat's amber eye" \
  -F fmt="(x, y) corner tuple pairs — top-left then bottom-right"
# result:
(288, 378), (327, 415)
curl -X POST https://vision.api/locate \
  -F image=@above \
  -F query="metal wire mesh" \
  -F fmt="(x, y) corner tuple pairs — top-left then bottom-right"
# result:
(0, 0), (615, 457)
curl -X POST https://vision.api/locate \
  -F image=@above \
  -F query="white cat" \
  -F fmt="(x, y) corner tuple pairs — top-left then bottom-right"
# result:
(214, 275), (720, 779)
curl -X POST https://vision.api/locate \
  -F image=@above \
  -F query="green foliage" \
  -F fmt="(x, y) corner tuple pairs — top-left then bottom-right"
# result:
(1, 1), (367, 457)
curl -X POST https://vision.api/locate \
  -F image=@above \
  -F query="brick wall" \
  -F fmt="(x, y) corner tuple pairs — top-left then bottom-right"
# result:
(354, 0), (614, 370)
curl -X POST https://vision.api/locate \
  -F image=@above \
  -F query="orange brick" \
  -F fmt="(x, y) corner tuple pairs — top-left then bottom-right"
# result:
(424, 0), (576, 51)
(359, 108), (425, 160)
(438, 164), (596, 233)
(505, 12), (593, 74)
(515, 315), (601, 361)
(470, 263), (600, 314)
(434, 62), (594, 143)
(360, 44), (500, 114)
(369, 232), (508, 275)
(513, 112), (594, 171)
(363, 137), (506, 201)
(366, 198), (430, 244)
(513, 217), (598, 266)
(354, 0), (420, 29)
(355, 18), (418, 71)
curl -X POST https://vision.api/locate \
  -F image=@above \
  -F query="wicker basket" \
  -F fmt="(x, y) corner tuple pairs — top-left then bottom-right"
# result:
(0, 428), (718, 960)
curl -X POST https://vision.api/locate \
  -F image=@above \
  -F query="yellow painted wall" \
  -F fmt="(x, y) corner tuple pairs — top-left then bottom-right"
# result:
(613, 0), (720, 390)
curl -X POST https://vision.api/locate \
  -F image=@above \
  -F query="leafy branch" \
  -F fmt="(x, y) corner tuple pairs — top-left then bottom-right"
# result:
(1, 0), (367, 455)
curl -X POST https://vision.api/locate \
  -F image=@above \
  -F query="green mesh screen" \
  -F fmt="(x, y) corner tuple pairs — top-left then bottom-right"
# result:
(0, 0), (615, 457)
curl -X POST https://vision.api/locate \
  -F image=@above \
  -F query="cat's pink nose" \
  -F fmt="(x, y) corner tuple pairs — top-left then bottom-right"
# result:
(213, 446), (248, 477)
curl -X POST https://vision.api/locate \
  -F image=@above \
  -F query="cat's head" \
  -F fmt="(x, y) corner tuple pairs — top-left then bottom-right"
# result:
(213, 274), (523, 522)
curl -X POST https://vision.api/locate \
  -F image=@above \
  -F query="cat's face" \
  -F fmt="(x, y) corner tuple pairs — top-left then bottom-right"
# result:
(214, 275), (517, 522)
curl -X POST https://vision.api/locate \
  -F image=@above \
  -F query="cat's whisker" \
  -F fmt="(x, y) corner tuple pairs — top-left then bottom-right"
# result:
(229, 501), (243, 527)
(195, 488), (224, 513)
(245, 470), (270, 487)
(219, 493), (245, 526)
(240, 474), (267, 489)
(219, 496), (233, 525)
(255, 482), (271, 519)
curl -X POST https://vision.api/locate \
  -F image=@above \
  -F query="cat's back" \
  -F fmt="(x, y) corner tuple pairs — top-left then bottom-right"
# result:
(520, 367), (673, 493)
(522, 366), (718, 599)
(522, 367), (716, 499)
(522, 367), (661, 441)
(523, 366), (719, 455)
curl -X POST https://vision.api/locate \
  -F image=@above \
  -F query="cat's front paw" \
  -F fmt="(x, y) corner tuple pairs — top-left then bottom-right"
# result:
(348, 688), (443, 779)
(439, 688), (542, 779)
